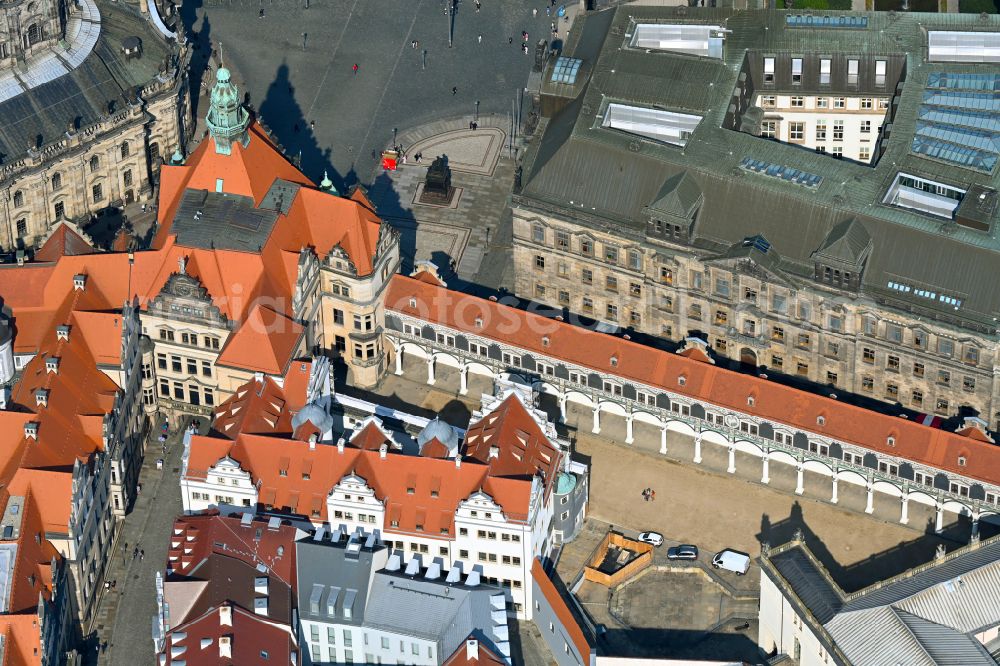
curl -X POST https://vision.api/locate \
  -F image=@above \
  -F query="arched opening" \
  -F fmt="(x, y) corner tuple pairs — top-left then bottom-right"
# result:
(124, 190), (135, 204)
(26, 24), (41, 46)
(740, 347), (758, 367)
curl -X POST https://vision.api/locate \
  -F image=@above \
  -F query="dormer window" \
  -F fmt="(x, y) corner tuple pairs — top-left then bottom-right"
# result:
(678, 375), (686, 386)
(475, 316), (483, 328)
(610, 355), (618, 367)
(817, 415), (826, 426)
(409, 297), (416, 308)
(959, 456), (967, 467)
(887, 436), (896, 447)
(747, 395), (755, 407)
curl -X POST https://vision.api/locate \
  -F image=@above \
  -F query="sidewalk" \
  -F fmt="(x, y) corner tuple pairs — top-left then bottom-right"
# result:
(88, 416), (189, 665)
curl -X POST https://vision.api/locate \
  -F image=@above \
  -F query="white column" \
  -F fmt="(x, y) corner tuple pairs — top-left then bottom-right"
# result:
(693, 433), (702, 464)
(659, 425), (668, 455)
(559, 393), (567, 423)
(761, 453), (770, 484)
(394, 346), (403, 375)
(426, 355), (436, 385)
(795, 466), (804, 495)
(972, 509), (981, 540)
(625, 413), (634, 445)
(727, 446), (736, 474)
(865, 485), (875, 514)
(900, 493), (909, 525)
(459, 364), (468, 395)
(935, 502), (944, 533)
(592, 403), (601, 435)
(830, 475), (839, 504)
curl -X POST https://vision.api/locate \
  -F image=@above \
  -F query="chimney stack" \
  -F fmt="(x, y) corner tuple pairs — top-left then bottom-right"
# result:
(72, 274), (86, 291)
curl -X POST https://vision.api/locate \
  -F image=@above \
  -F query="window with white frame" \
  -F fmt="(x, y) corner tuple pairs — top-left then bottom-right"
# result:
(568, 370), (588, 386)
(436, 333), (455, 346)
(878, 461), (899, 476)
(706, 412), (725, 426)
(949, 481), (969, 497)
(402, 323), (419, 336)
(775, 431), (794, 446)
(844, 452), (864, 466)
(603, 380), (623, 397)
(808, 441), (829, 456)
(502, 352), (522, 367)
(469, 342), (488, 357)
(537, 362), (555, 376)
(914, 471), (934, 487)
(986, 491), (999, 505)
(740, 421), (759, 436)
(636, 390), (656, 406)
(670, 402), (690, 416)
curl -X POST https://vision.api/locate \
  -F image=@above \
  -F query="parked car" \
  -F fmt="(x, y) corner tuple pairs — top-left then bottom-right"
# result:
(712, 549), (751, 575)
(637, 531), (664, 547)
(666, 544), (699, 560)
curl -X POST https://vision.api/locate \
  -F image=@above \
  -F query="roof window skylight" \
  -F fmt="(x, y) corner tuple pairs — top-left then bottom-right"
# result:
(550, 57), (583, 85)
(629, 24), (727, 59)
(602, 103), (702, 148)
(739, 157), (822, 189)
(928, 31), (1000, 63)
(883, 173), (965, 219)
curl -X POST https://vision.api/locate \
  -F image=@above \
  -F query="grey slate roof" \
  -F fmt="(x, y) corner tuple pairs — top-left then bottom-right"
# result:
(295, 535), (380, 626)
(0, 0), (174, 160)
(364, 572), (508, 659)
(519, 7), (1000, 325)
(171, 190), (279, 252)
(813, 218), (872, 265)
(767, 537), (1000, 666)
(646, 171), (703, 220)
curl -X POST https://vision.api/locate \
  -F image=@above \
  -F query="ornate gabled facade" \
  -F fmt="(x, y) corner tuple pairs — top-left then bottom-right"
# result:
(180, 366), (589, 618)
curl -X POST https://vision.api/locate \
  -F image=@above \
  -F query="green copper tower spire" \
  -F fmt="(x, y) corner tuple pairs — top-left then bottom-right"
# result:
(205, 67), (250, 155)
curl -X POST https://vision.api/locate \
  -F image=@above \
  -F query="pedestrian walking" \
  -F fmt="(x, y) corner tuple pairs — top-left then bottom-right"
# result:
(353, 63), (359, 75)
(508, 36), (513, 44)
(258, 8), (264, 18)
(651, 490), (656, 501)
(310, 120), (315, 131)
(546, 5), (550, 15)
(478, 34), (482, 44)
(522, 43), (528, 54)
(411, 39), (417, 48)
(452, 86), (458, 95)
(522, 30), (528, 41)
(140, 549), (145, 561)
(475, 0), (481, 10)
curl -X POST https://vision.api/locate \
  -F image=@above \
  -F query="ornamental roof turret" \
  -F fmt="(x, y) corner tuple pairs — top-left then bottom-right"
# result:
(205, 68), (251, 155)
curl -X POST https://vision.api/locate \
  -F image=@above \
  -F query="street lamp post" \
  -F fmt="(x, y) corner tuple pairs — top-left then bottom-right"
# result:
(392, 128), (398, 151)
(475, 100), (480, 122)
(447, 0), (453, 48)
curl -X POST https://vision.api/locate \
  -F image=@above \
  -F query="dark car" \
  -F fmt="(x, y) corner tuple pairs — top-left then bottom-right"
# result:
(666, 544), (699, 560)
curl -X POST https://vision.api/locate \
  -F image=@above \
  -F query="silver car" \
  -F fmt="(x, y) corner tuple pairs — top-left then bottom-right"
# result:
(667, 544), (699, 560)
(637, 531), (664, 547)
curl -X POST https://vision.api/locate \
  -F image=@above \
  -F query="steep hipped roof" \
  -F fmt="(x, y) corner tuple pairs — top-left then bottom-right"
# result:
(386, 274), (1000, 488)
(33, 223), (95, 263)
(159, 603), (298, 666)
(464, 394), (560, 494)
(185, 433), (534, 534)
(646, 170), (702, 220)
(215, 304), (304, 375)
(813, 218), (873, 265)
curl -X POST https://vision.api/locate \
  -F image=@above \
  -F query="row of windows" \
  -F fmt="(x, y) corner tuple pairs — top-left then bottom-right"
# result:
(156, 352), (213, 377)
(159, 328), (221, 349)
(158, 379), (214, 406)
(759, 95), (888, 110)
(530, 224), (644, 270)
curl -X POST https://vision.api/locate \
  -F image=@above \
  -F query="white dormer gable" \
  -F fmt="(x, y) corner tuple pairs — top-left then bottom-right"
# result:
(457, 489), (507, 522)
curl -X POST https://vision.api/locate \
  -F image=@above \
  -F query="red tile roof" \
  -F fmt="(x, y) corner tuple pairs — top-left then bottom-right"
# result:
(186, 433), (533, 533)
(215, 304), (305, 375)
(5, 491), (59, 614)
(349, 421), (392, 451)
(387, 275), (1000, 488)
(442, 636), (508, 666)
(0, 614), (42, 666)
(464, 394), (560, 497)
(33, 223), (95, 263)
(531, 560), (592, 660)
(160, 603), (298, 666)
(167, 512), (297, 588)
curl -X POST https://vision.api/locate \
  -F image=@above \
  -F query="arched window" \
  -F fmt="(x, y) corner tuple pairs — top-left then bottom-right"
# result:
(89, 155), (99, 173)
(12, 190), (23, 208)
(26, 24), (40, 46)
(120, 141), (130, 159)
(51, 172), (61, 190)
(148, 142), (160, 164)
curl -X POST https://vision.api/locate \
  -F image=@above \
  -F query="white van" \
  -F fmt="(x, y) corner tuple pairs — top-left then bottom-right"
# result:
(712, 549), (751, 575)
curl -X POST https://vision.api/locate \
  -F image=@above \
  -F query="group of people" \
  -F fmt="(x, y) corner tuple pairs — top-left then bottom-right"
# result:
(642, 487), (657, 502)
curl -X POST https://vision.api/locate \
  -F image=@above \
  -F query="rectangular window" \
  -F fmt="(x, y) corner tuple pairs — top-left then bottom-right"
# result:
(556, 231), (569, 250)
(860, 120), (871, 134)
(92, 183), (103, 203)
(887, 355), (899, 371)
(859, 147), (871, 161)
(605, 275), (618, 292)
(761, 95), (776, 107)
(532, 224), (545, 243)
(534, 255), (545, 270)
(875, 60), (886, 87)
(847, 60), (858, 85)
(816, 97), (828, 108)
(789, 122), (804, 141)
(628, 250), (642, 270)
(834, 97), (846, 109)
(819, 58), (831, 85)
(764, 57), (775, 83)
(715, 277), (730, 298)
(815, 120), (827, 141)
(790, 95), (804, 107)
(604, 245), (618, 264)
(760, 120), (777, 138)
(791, 58), (802, 83)
(580, 238), (593, 255)
(833, 121), (844, 142)
(606, 303), (618, 321)
(950, 482), (970, 497)
(581, 268), (593, 285)
(54, 201), (64, 219)
(914, 471), (934, 487)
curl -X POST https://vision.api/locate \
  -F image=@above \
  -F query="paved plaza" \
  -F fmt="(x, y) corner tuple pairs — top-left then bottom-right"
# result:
(182, 0), (551, 190)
